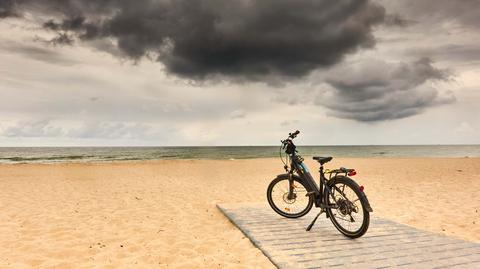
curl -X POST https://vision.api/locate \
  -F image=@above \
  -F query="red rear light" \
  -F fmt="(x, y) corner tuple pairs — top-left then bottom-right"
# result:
(359, 186), (364, 192)
(348, 170), (357, 176)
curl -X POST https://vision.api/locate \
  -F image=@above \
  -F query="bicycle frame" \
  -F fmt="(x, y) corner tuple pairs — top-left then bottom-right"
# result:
(288, 153), (332, 208)
(285, 154), (373, 215)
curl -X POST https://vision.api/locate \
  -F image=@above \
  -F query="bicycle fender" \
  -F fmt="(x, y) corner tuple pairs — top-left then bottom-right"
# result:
(275, 173), (298, 182)
(359, 191), (373, 212)
(327, 176), (373, 212)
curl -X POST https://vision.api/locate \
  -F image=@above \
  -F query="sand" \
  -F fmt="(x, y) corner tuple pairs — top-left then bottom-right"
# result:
(0, 158), (479, 268)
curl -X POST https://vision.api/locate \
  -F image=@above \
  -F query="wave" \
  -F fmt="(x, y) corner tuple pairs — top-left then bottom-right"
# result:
(0, 155), (95, 162)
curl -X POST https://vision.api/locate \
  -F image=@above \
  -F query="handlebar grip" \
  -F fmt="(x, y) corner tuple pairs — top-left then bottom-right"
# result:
(293, 130), (300, 135)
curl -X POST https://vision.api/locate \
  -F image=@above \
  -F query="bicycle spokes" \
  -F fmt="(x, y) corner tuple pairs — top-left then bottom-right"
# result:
(268, 177), (312, 217)
(328, 182), (365, 233)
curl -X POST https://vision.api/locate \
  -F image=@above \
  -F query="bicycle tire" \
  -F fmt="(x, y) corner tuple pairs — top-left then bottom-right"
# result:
(267, 175), (313, 218)
(324, 176), (370, 238)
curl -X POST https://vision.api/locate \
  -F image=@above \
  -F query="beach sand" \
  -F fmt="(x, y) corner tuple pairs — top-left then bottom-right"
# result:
(1, 158), (479, 268)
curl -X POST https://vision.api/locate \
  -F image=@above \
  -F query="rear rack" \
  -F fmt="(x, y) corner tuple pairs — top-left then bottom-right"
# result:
(325, 167), (356, 180)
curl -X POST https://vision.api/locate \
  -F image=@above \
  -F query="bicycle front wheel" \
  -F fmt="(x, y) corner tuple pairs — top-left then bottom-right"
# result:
(267, 175), (313, 218)
(325, 177), (370, 238)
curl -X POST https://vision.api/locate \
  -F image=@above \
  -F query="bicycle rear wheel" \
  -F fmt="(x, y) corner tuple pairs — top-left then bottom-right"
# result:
(325, 177), (369, 238)
(267, 175), (313, 218)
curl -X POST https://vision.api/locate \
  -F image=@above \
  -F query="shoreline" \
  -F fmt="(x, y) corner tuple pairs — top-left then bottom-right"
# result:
(1, 156), (479, 166)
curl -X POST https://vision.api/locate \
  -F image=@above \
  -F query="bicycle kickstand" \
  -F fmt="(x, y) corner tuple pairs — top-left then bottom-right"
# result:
(306, 209), (325, 231)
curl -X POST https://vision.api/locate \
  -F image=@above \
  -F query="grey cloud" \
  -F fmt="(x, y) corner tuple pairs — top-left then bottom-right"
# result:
(280, 120), (300, 127)
(43, 16), (87, 31)
(68, 121), (152, 139)
(0, 0), (16, 18)
(0, 41), (78, 65)
(0, 119), (153, 139)
(229, 110), (246, 119)
(314, 58), (456, 121)
(1, 119), (64, 137)
(35, 32), (75, 46)
(372, 1), (480, 73)
(271, 88), (312, 106)
(1, 0), (386, 81)
(383, 13), (412, 27)
(406, 44), (480, 64)
(377, 0), (480, 29)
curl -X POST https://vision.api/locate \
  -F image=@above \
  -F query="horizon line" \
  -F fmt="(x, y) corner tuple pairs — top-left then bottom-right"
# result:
(0, 144), (479, 148)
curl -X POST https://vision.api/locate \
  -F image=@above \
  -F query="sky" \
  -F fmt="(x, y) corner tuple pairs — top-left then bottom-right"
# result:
(0, 0), (479, 146)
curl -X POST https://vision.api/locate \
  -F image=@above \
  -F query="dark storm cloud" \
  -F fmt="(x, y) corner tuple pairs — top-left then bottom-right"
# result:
(1, 0), (386, 80)
(45, 32), (75, 45)
(0, 0), (16, 18)
(383, 13), (412, 27)
(315, 58), (455, 122)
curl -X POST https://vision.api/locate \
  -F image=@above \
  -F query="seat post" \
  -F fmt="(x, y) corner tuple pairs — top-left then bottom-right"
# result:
(318, 164), (324, 201)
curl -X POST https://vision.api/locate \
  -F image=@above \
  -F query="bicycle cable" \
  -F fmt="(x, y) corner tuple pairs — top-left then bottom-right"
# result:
(279, 143), (289, 171)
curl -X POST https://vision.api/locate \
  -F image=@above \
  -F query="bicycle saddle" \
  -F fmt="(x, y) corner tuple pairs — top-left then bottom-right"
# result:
(313, 156), (332, 164)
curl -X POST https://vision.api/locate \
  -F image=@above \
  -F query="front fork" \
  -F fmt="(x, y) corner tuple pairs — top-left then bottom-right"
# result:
(287, 172), (297, 200)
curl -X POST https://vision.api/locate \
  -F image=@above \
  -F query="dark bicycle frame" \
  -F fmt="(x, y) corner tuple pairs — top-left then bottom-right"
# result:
(283, 152), (373, 212)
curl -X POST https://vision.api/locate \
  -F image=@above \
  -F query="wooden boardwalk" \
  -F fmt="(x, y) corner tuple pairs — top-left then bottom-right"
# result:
(217, 203), (480, 269)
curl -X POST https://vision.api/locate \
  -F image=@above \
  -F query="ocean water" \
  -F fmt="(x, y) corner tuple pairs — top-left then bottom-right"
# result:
(0, 145), (479, 164)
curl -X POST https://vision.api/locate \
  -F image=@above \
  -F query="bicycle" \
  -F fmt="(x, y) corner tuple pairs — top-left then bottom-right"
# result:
(266, 130), (373, 238)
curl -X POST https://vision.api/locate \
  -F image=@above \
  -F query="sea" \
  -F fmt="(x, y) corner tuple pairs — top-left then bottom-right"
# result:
(0, 145), (479, 164)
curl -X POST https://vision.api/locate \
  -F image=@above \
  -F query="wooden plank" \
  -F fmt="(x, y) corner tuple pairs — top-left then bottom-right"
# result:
(217, 203), (480, 269)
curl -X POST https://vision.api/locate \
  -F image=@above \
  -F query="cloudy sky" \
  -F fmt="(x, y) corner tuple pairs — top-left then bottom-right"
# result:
(0, 0), (479, 146)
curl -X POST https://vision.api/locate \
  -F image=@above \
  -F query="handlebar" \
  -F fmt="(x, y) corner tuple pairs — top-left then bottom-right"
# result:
(281, 130), (300, 144)
(281, 130), (300, 155)
(289, 130), (300, 139)
(279, 130), (300, 170)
